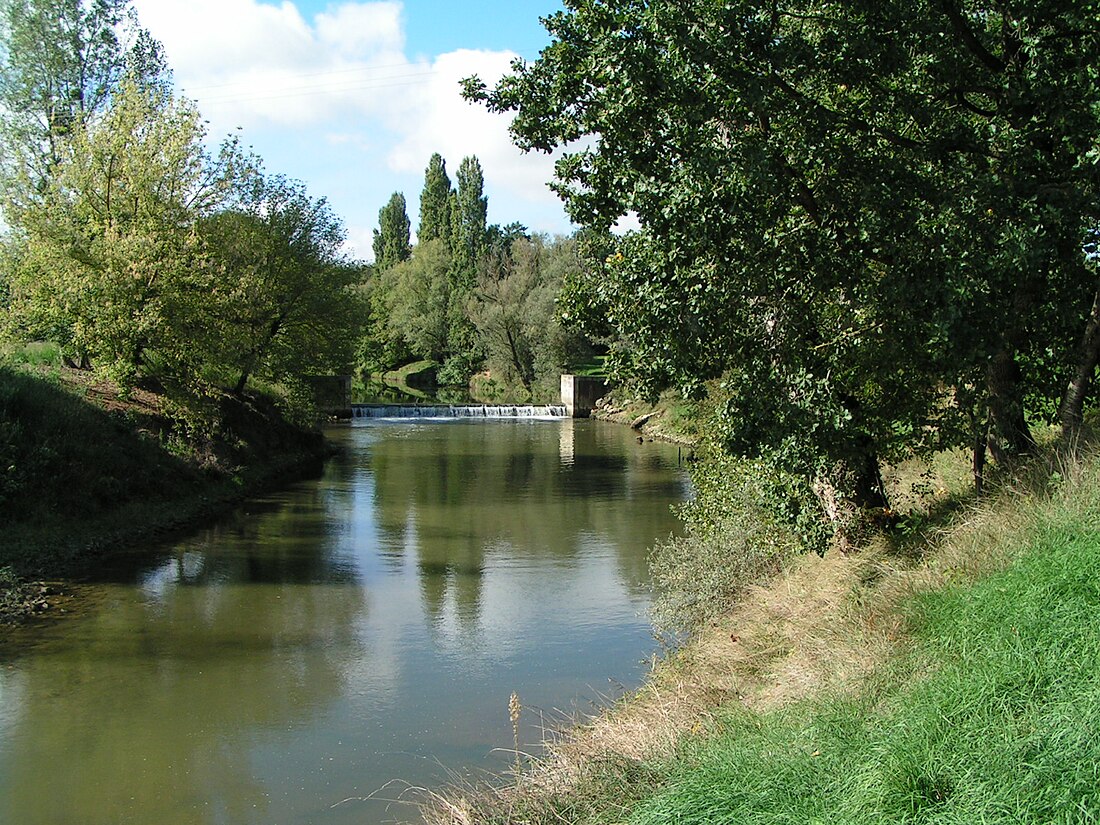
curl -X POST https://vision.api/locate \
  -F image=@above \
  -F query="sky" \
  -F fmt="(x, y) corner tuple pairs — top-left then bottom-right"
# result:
(129, 0), (570, 261)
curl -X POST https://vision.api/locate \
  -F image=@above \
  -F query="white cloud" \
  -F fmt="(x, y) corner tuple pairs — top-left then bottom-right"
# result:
(133, 0), (418, 129)
(315, 2), (404, 56)
(386, 48), (560, 212)
(136, 0), (316, 75)
(344, 224), (376, 262)
(131, 1), (573, 258)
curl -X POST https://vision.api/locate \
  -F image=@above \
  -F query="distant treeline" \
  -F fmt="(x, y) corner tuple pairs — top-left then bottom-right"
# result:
(362, 153), (598, 401)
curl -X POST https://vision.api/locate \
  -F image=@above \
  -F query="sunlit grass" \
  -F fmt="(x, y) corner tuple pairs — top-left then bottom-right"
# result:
(1, 340), (61, 368)
(630, 456), (1100, 825)
(572, 354), (609, 378)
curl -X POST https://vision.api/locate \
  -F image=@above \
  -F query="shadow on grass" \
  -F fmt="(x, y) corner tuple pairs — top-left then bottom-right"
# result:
(0, 365), (326, 580)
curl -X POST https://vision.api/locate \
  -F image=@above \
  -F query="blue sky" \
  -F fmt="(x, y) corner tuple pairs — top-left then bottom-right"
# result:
(394, 0), (562, 57)
(130, 1), (569, 261)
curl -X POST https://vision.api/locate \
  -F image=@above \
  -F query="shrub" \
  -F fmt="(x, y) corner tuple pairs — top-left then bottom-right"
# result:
(650, 445), (801, 633)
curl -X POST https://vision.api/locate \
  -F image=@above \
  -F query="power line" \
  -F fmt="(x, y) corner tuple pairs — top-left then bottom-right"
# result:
(176, 45), (545, 105)
(189, 68), (440, 105)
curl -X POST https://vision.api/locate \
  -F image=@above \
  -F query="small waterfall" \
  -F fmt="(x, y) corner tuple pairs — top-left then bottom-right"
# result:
(351, 404), (568, 420)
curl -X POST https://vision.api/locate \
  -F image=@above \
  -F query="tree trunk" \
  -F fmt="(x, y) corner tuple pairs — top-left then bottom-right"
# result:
(812, 442), (888, 553)
(1059, 280), (1100, 440)
(987, 346), (1035, 462)
(63, 352), (93, 370)
(504, 325), (531, 392)
(972, 411), (990, 498)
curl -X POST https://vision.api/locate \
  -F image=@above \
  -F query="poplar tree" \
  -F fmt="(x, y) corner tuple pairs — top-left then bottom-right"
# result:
(449, 155), (487, 290)
(372, 192), (411, 271)
(417, 153), (452, 244)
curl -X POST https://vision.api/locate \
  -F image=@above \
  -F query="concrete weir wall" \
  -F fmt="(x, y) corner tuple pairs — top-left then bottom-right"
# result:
(560, 374), (608, 418)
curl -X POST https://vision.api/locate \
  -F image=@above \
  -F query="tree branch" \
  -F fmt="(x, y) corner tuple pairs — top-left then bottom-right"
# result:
(935, 0), (1006, 73)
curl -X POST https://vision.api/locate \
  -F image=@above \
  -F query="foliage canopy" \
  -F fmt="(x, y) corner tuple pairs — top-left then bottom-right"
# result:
(0, 10), (364, 420)
(468, 0), (1100, 523)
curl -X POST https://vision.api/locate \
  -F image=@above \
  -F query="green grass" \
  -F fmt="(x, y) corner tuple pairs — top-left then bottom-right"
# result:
(572, 355), (609, 378)
(0, 364), (204, 521)
(630, 469), (1100, 825)
(1, 340), (61, 368)
(381, 359), (436, 399)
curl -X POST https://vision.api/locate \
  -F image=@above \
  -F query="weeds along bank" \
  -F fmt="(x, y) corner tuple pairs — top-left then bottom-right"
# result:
(426, 446), (1100, 824)
(0, 362), (331, 621)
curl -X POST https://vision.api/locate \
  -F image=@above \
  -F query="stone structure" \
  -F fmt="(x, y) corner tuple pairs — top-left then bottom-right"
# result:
(560, 374), (608, 418)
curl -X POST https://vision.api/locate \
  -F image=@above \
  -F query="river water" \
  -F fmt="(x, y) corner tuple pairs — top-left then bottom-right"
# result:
(0, 418), (688, 824)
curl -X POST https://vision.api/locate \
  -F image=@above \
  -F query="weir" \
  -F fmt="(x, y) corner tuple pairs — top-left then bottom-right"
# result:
(351, 404), (568, 419)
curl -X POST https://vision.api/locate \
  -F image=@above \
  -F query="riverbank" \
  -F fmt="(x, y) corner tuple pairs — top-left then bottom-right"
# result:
(0, 364), (333, 623)
(588, 391), (699, 445)
(425, 445), (1100, 823)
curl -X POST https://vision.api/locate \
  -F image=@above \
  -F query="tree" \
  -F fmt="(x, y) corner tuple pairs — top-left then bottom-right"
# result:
(449, 155), (488, 290)
(468, 0), (1100, 535)
(0, 0), (166, 193)
(372, 192), (411, 271)
(485, 221), (529, 257)
(202, 173), (365, 395)
(470, 234), (588, 399)
(381, 238), (452, 363)
(440, 155), (490, 377)
(417, 152), (452, 244)
(4, 78), (239, 387)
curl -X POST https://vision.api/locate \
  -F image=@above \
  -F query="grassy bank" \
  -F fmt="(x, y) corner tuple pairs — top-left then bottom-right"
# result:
(589, 390), (700, 444)
(428, 450), (1100, 824)
(633, 471), (1100, 824)
(0, 363), (331, 617)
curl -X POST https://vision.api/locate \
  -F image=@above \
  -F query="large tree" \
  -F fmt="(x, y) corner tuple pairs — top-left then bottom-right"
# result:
(380, 238), (453, 363)
(449, 155), (488, 290)
(202, 173), (364, 395)
(470, 234), (586, 398)
(0, 0), (165, 193)
(417, 152), (452, 245)
(443, 155), (489, 372)
(468, 0), (1100, 529)
(4, 78), (239, 386)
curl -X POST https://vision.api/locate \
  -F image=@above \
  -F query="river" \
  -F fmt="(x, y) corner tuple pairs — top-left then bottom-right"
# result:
(0, 417), (688, 824)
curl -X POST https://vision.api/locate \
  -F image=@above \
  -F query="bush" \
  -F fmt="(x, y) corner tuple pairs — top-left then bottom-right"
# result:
(438, 353), (479, 388)
(650, 445), (801, 633)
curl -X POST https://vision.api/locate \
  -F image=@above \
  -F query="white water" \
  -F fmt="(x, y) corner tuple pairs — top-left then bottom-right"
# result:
(351, 403), (568, 419)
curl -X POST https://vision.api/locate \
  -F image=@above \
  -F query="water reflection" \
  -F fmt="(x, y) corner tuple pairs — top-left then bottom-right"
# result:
(360, 421), (683, 634)
(0, 420), (688, 825)
(0, 580), (365, 824)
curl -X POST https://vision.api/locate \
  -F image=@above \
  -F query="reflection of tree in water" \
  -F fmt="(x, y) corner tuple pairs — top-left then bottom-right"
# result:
(366, 421), (686, 629)
(0, 491), (367, 825)
(92, 480), (364, 589)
